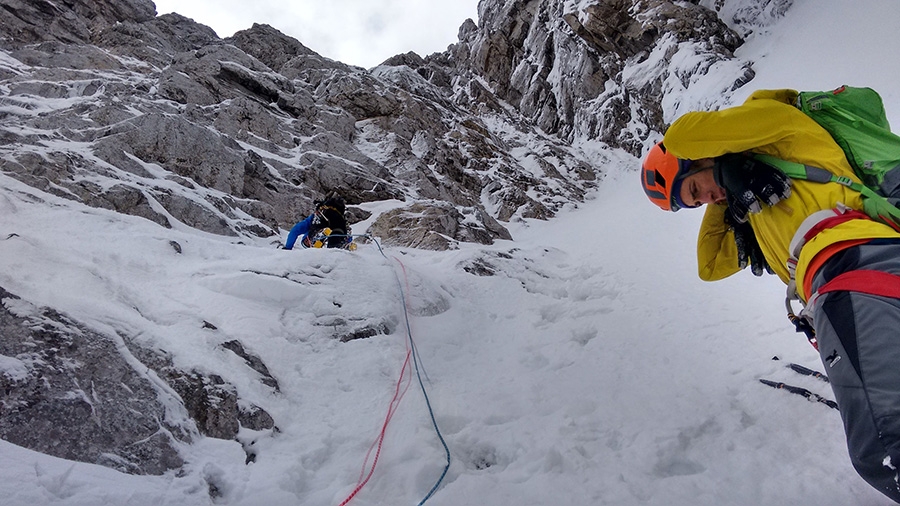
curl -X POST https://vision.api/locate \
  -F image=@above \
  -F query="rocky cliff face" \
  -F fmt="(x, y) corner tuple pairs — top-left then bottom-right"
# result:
(0, 0), (785, 480)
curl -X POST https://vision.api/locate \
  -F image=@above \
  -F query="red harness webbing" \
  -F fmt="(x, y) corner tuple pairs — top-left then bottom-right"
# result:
(816, 269), (900, 299)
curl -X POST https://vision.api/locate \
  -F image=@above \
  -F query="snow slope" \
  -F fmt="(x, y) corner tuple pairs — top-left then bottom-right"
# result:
(2, 0), (900, 505)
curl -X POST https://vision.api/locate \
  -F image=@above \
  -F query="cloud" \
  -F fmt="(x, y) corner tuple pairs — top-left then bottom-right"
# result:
(152, 0), (478, 68)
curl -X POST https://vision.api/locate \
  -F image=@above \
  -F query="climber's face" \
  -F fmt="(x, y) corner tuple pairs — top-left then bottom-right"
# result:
(679, 161), (726, 208)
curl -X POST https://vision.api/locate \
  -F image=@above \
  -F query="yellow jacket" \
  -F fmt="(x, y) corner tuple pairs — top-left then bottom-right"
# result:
(663, 89), (900, 301)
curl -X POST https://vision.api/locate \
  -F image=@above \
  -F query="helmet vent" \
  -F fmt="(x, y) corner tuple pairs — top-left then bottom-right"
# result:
(654, 170), (667, 189)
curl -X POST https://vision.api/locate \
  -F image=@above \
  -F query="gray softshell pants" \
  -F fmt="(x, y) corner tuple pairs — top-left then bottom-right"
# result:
(810, 240), (900, 503)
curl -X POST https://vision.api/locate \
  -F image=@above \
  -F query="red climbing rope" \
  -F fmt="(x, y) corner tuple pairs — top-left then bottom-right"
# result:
(336, 243), (450, 506)
(336, 257), (415, 506)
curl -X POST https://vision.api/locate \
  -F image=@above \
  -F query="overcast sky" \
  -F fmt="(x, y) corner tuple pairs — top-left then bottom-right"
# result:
(152, 0), (481, 68)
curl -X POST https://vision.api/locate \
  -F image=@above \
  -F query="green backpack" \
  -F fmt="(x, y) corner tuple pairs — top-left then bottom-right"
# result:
(799, 86), (900, 196)
(754, 85), (900, 231)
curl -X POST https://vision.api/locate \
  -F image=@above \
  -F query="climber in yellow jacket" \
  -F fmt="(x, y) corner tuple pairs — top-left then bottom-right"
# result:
(641, 88), (900, 503)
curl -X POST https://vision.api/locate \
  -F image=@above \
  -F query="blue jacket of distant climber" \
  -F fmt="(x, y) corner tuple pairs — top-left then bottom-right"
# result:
(283, 197), (353, 250)
(283, 215), (314, 250)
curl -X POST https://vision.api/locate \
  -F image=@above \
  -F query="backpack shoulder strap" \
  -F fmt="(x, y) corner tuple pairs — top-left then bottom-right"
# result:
(752, 153), (900, 232)
(753, 153), (861, 189)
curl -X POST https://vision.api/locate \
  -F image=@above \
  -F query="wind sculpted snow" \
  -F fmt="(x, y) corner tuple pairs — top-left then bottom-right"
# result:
(0, 148), (892, 505)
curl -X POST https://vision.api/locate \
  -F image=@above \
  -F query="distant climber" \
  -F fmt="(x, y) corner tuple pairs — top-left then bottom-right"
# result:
(283, 194), (354, 250)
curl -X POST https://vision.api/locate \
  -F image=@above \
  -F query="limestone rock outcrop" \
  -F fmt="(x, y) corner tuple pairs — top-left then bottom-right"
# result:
(0, 0), (787, 478)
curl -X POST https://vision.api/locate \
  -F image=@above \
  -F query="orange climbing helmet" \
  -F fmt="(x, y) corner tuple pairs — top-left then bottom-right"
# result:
(641, 141), (695, 212)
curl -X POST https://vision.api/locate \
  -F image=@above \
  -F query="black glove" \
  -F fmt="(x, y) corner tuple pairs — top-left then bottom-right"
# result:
(724, 211), (772, 276)
(713, 154), (792, 223)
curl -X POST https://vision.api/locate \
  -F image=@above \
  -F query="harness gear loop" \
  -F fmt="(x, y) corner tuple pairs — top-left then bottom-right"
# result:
(785, 295), (818, 350)
(783, 203), (862, 350)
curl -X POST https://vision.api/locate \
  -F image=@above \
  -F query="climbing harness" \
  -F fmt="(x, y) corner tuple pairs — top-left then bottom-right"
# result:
(784, 205), (856, 349)
(302, 228), (357, 250)
(784, 206), (900, 350)
(783, 204), (872, 350)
